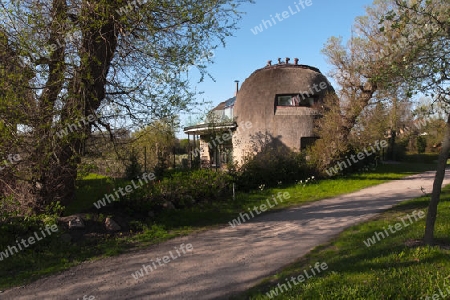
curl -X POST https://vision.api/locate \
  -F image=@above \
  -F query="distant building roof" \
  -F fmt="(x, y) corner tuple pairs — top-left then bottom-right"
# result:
(212, 101), (225, 111)
(211, 96), (236, 111)
(224, 96), (236, 108)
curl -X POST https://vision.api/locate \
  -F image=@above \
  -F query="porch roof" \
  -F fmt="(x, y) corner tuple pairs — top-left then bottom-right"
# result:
(183, 122), (237, 135)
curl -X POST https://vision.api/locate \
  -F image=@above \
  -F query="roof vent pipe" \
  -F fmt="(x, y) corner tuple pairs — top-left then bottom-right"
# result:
(234, 80), (239, 96)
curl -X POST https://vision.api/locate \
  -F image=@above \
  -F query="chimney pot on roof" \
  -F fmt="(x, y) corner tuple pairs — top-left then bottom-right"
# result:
(278, 58), (282, 64)
(294, 58), (299, 65)
(286, 57), (290, 64)
(267, 60), (272, 66)
(234, 80), (239, 96)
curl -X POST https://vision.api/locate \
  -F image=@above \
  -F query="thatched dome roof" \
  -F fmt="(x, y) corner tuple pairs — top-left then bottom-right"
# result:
(232, 58), (335, 161)
(234, 60), (333, 115)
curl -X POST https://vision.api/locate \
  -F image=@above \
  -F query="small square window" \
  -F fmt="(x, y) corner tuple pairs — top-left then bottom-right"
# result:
(301, 137), (319, 150)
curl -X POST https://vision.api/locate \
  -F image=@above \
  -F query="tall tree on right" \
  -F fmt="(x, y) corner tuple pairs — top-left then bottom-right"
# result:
(319, 0), (450, 245)
(380, 0), (450, 245)
(317, 0), (450, 245)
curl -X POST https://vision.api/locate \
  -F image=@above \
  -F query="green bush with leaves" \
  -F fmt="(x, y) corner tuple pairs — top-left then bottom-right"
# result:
(121, 169), (233, 212)
(125, 149), (142, 180)
(391, 136), (409, 161)
(417, 135), (427, 154)
(235, 148), (312, 191)
(154, 170), (232, 207)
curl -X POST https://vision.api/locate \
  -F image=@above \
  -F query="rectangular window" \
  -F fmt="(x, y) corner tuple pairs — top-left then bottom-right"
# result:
(276, 94), (316, 107)
(277, 95), (293, 106)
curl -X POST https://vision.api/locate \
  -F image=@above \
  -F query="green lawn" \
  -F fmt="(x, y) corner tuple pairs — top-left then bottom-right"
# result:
(0, 162), (438, 290)
(233, 185), (450, 300)
(66, 173), (118, 216)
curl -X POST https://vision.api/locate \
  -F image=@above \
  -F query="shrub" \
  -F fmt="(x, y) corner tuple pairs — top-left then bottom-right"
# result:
(125, 149), (142, 180)
(391, 137), (409, 161)
(313, 144), (384, 178)
(121, 169), (233, 212)
(417, 136), (427, 154)
(340, 146), (380, 175)
(402, 153), (438, 164)
(0, 195), (20, 222)
(154, 169), (232, 207)
(77, 162), (98, 179)
(235, 148), (311, 191)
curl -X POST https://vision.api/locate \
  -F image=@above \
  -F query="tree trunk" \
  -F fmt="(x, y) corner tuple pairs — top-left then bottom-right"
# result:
(31, 7), (118, 211)
(424, 113), (450, 245)
(30, 0), (68, 212)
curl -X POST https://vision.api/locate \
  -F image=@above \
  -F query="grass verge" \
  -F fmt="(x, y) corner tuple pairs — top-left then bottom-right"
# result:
(232, 185), (450, 300)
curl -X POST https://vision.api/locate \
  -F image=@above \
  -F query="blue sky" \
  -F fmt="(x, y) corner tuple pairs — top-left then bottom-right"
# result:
(179, 0), (375, 134)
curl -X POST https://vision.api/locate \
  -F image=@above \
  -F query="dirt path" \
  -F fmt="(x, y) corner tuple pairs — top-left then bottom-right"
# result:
(3, 170), (449, 300)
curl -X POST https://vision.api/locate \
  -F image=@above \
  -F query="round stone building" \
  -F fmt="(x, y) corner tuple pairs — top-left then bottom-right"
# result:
(184, 57), (335, 168)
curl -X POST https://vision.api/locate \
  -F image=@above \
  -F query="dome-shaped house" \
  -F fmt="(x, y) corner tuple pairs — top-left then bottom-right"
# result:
(184, 57), (335, 168)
